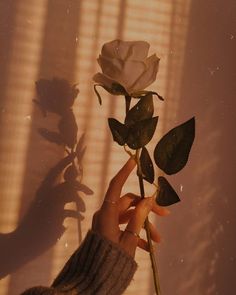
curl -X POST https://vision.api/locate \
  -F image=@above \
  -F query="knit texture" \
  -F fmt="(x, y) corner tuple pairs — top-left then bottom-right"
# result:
(20, 230), (137, 295)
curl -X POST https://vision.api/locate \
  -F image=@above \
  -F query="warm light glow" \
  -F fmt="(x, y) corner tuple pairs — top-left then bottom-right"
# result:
(0, 0), (191, 294)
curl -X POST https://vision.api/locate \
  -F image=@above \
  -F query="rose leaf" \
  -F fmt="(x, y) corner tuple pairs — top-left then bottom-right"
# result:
(125, 93), (154, 126)
(154, 117), (195, 175)
(38, 128), (64, 145)
(126, 116), (158, 149)
(139, 147), (155, 184)
(156, 176), (181, 206)
(108, 118), (128, 146)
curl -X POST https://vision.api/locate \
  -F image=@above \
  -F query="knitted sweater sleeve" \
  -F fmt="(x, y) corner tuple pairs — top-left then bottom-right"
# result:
(20, 230), (137, 295)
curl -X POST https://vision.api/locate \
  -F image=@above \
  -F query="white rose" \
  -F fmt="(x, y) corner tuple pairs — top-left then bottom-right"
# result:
(93, 39), (160, 95)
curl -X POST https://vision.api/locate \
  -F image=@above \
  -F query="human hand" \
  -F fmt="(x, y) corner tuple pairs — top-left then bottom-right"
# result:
(92, 157), (170, 257)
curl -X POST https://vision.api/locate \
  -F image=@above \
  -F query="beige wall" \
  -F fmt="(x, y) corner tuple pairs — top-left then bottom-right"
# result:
(0, 0), (235, 294)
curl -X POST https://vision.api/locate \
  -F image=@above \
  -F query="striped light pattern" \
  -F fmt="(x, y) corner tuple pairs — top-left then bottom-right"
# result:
(0, 1), (190, 294)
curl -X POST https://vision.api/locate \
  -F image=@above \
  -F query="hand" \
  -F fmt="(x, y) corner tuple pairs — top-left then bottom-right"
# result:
(92, 157), (170, 257)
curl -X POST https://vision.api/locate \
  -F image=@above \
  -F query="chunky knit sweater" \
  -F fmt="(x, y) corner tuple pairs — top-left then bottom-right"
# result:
(21, 230), (137, 295)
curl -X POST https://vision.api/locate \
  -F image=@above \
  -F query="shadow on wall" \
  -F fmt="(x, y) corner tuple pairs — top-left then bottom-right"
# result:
(0, 152), (92, 279)
(159, 0), (236, 294)
(3, 1), (82, 294)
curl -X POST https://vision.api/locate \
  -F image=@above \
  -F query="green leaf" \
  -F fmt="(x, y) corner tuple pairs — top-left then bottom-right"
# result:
(154, 117), (195, 175)
(156, 176), (180, 206)
(125, 93), (154, 126)
(38, 128), (64, 145)
(108, 118), (128, 146)
(139, 147), (155, 183)
(126, 116), (158, 149)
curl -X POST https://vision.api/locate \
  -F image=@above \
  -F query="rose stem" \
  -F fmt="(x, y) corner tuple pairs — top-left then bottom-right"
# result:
(136, 150), (161, 295)
(125, 96), (161, 295)
(125, 95), (131, 114)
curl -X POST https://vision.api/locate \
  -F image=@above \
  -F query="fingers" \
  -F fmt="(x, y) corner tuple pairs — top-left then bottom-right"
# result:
(118, 194), (170, 222)
(138, 238), (149, 252)
(119, 211), (161, 243)
(104, 157), (136, 203)
(119, 197), (153, 256)
(41, 153), (76, 188)
(119, 208), (134, 224)
(137, 238), (158, 252)
(124, 197), (154, 238)
(152, 203), (170, 216)
(118, 193), (140, 214)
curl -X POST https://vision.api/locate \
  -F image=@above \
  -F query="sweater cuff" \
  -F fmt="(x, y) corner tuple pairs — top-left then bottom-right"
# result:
(51, 230), (137, 295)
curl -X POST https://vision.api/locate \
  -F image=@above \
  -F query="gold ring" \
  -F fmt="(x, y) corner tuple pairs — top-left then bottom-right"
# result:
(125, 229), (140, 238)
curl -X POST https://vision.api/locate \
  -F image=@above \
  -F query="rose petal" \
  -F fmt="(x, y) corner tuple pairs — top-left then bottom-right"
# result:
(129, 41), (150, 60)
(115, 40), (133, 60)
(146, 54), (160, 67)
(93, 72), (118, 89)
(101, 40), (150, 61)
(98, 55), (123, 79)
(129, 54), (160, 92)
(101, 40), (119, 58)
(97, 55), (146, 92)
(119, 60), (146, 92)
(101, 39), (130, 60)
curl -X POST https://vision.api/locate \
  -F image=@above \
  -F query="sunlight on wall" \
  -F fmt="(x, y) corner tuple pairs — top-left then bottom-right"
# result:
(51, 1), (191, 294)
(0, 1), (47, 294)
(0, 0), (47, 232)
(0, 0), (191, 294)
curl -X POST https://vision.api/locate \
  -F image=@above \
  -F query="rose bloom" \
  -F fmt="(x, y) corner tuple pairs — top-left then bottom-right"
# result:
(35, 78), (79, 116)
(93, 39), (160, 96)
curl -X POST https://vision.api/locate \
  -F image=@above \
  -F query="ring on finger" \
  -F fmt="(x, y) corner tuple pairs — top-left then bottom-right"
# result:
(125, 229), (140, 239)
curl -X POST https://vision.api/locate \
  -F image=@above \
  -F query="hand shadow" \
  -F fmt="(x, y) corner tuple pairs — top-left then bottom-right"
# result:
(0, 152), (93, 279)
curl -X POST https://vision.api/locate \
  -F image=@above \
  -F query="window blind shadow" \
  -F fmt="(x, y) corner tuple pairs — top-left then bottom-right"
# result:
(7, 1), (81, 294)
